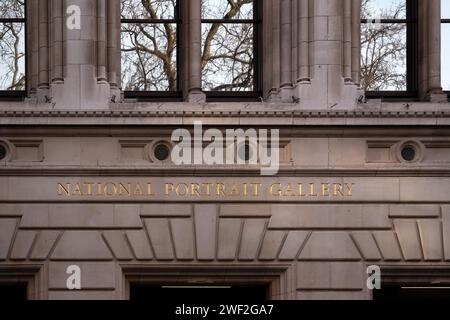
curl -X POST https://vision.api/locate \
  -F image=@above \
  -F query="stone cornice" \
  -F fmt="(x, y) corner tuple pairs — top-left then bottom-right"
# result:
(1, 101), (450, 125)
(2, 166), (450, 177)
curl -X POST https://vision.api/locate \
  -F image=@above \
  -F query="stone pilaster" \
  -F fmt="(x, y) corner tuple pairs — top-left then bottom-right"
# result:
(47, 0), (112, 109)
(27, 0), (50, 102)
(186, 0), (206, 103)
(424, 0), (447, 102)
(266, 0), (362, 109)
(279, 0), (293, 102)
(295, 0), (362, 109)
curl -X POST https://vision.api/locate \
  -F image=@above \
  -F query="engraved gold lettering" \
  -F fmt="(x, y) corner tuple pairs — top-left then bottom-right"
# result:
(58, 183), (70, 196)
(321, 183), (330, 197)
(269, 183), (282, 196)
(309, 183), (318, 197)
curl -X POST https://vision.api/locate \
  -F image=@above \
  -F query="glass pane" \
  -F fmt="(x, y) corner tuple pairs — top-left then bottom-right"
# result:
(202, 0), (254, 20)
(443, 0), (450, 19)
(442, 24), (450, 90)
(121, 23), (177, 91)
(0, 0), (25, 19)
(361, 22), (407, 91)
(0, 22), (26, 90)
(121, 0), (176, 19)
(202, 23), (254, 91)
(361, 0), (406, 19)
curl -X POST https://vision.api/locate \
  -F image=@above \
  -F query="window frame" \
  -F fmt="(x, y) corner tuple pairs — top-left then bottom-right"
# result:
(442, 14), (450, 98)
(361, 0), (419, 101)
(201, 0), (262, 102)
(120, 0), (183, 101)
(0, 0), (27, 100)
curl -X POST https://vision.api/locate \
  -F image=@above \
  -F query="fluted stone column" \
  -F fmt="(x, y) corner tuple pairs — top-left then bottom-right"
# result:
(266, 0), (362, 108)
(47, 0), (113, 109)
(50, 0), (64, 84)
(25, 0), (50, 102)
(187, 0), (206, 103)
(297, 0), (310, 83)
(106, 0), (121, 100)
(427, 0), (447, 102)
(351, 0), (361, 86)
(279, 0), (293, 101)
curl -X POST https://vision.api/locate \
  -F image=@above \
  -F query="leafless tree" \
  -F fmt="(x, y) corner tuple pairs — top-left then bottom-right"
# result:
(121, 0), (254, 92)
(0, 0), (25, 91)
(360, 0), (407, 91)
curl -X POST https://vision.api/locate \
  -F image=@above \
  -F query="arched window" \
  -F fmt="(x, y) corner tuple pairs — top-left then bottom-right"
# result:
(361, 0), (418, 99)
(0, 0), (26, 98)
(121, 0), (181, 100)
(442, 0), (450, 92)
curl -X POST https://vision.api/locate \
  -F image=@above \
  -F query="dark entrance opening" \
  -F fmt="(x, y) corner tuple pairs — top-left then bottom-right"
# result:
(0, 283), (28, 300)
(374, 286), (450, 300)
(130, 284), (269, 301)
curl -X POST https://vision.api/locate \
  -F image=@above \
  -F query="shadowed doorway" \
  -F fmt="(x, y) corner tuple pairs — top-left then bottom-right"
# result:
(130, 284), (269, 301)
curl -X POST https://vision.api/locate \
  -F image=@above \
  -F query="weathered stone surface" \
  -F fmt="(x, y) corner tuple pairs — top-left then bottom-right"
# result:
(418, 220), (443, 261)
(10, 231), (37, 260)
(126, 230), (153, 260)
(268, 205), (390, 229)
(400, 178), (450, 202)
(144, 219), (174, 260)
(220, 204), (272, 217)
(194, 204), (217, 261)
(350, 232), (381, 261)
(0, 219), (18, 260)
(238, 219), (267, 261)
(299, 232), (361, 261)
(51, 231), (113, 260)
(19, 205), (50, 228)
(141, 204), (192, 217)
(389, 205), (440, 218)
(49, 262), (115, 289)
(103, 231), (134, 260)
(170, 219), (195, 261)
(443, 209), (450, 261)
(373, 231), (403, 261)
(278, 231), (309, 261)
(259, 231), (286, 261)
(113, 205), (142, 228)
(0, 204), (21, 216)
(393, 220), (423, 261)
(297, 262), (364, 290)
(217, 219), (242, 261)
(48, 204), (114, 228)
(30, 231), (61, 260)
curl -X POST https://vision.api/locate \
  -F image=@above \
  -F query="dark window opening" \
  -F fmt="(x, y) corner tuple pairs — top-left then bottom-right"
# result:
(153, 143), (171, 161)
(401, 144), (416, 162)
(130, 284), (269, 301)
(0, 144), (7, 160)
(201, 0), (261, 101)
(0, 283), (28, 300)
(121, 0), (182, 100)
(361, 0), (418, 100)
(0, 0), (26, 100)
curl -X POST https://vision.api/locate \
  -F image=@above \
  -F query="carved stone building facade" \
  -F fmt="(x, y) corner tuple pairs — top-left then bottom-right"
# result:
(0, 0), (450, 300)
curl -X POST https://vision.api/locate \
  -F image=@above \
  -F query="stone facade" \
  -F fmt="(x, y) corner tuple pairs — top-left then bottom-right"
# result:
(0, 0), (450, 300)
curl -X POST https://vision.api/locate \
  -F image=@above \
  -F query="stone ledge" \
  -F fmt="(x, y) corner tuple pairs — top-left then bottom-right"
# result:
(1, 103), (450, 127)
